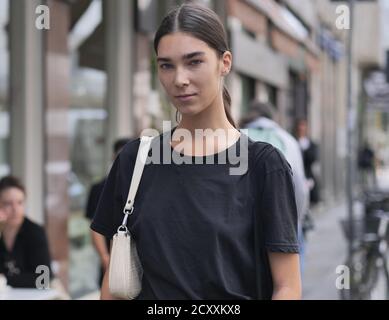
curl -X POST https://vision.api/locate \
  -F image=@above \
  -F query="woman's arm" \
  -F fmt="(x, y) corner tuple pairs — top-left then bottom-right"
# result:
(100, 267), (115, 300)
(100, 241), (117, 300)
(268, 252), (301, 300)
(91, 230), (110, 271)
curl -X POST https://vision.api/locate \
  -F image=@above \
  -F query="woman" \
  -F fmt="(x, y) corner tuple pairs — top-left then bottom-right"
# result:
(0, 176), (52, 288)
(91, 3), (301, 300)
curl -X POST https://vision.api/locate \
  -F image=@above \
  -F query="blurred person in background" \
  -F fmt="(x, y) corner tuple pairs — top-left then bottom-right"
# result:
(295, 119), (321, 207)
(0, 176), (52, 288)
(85, 138), (131, 287)
(240, 100), (310, 275)
(358, 142), (377, 190)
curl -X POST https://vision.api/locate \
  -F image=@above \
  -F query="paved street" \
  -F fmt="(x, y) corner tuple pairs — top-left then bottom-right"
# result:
(376, 166), (389, 189)
(302, 166), (389, 300)
(302, 202), (347, 300)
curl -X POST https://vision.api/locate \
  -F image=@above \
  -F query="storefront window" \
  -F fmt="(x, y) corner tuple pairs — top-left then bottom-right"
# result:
(68, 0), (106, 298)
(241, 74), (256, 115)
(267, 83), (278, 109)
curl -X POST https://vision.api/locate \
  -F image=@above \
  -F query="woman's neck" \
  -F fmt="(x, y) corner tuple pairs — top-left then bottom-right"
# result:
(177, 95), (237, 134)
(172, 96), (241, 156)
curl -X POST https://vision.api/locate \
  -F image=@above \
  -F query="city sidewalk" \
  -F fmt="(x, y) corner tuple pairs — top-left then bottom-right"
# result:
(302, 201), (348, 300)
(376, 166), (389, 189)
(302, 166), (389, 300)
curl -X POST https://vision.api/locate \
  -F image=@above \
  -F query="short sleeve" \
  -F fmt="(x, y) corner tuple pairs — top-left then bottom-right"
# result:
(90, 139), (139, 239)
(256, 148), (299, 253)
(85, 182), (103, 220)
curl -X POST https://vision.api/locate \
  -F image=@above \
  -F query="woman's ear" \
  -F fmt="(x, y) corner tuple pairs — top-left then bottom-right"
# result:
(221, 51), (232, 76)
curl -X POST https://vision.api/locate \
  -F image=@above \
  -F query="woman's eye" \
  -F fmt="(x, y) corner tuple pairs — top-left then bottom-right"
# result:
(189, 60), (202, 66)
(159, 63), (173, 70)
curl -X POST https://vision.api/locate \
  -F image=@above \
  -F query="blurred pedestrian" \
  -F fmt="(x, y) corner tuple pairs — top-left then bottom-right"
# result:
(358, 142), (377, 190)
(295, 119), (321, 206)
(241, 100), (310, 276)
(91, 3), (301, 300)
(0, 176), (52, 288)
(85, 138), (131, 287)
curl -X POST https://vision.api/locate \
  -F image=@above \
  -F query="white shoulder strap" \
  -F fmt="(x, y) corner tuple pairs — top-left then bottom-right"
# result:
(120, 136), (153, 227)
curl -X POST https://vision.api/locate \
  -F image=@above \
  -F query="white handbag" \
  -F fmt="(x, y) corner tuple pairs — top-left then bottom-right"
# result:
(108, 136), (153, 300)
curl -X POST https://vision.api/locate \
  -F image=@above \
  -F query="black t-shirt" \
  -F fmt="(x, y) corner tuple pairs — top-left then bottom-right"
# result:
(0, 217), (52, 288)
(91, 129), (299, 300)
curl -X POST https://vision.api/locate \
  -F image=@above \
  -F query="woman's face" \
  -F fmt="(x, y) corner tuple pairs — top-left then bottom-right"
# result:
(157, 32), (231, 117)
(0, 187), (26, 227)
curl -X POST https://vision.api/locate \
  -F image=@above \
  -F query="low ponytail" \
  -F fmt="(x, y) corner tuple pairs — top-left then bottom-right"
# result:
(223, 86), (236, 128)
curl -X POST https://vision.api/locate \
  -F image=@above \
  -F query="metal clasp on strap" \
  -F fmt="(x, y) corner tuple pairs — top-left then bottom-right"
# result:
(117, 225), (129, 234)
(120, 200), (134, 230)
(123, 200), (134, 215)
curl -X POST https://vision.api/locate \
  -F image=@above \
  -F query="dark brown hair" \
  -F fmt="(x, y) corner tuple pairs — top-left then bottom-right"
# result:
(0, 176), (26, 196)
(154, 2), (236, 127)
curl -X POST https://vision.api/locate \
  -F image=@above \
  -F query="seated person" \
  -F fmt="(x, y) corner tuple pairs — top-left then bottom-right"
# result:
(0, 176), (52, 288)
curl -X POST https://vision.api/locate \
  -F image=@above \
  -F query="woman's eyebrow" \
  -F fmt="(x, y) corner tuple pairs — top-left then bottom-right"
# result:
(182, 51), (205, 60)
(157, 57), (171, 63)
(157, 51), (205, 63)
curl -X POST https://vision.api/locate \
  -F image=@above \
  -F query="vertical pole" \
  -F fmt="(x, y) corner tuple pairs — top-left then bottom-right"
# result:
(45, 0), (71, 290)
(9, 0), (44, 225)
(346, 0), (355, 257)
(104, 0), (135, 165)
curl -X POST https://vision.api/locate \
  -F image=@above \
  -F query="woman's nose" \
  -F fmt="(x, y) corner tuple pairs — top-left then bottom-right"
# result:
(174, 67), (190, 88)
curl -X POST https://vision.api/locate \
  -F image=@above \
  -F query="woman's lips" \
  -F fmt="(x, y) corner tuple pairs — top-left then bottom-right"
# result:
(175, 94), (197, 102)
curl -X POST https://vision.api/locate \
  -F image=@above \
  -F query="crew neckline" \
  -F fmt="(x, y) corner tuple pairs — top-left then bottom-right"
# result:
(168, 126), (242, 161)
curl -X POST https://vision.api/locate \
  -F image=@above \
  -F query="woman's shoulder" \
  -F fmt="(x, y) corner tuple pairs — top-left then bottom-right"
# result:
(117, 132), (168, 166)
(119, 138), (141, 160)
(248, 138), (291, 174)
(22, 218), (47, 237)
